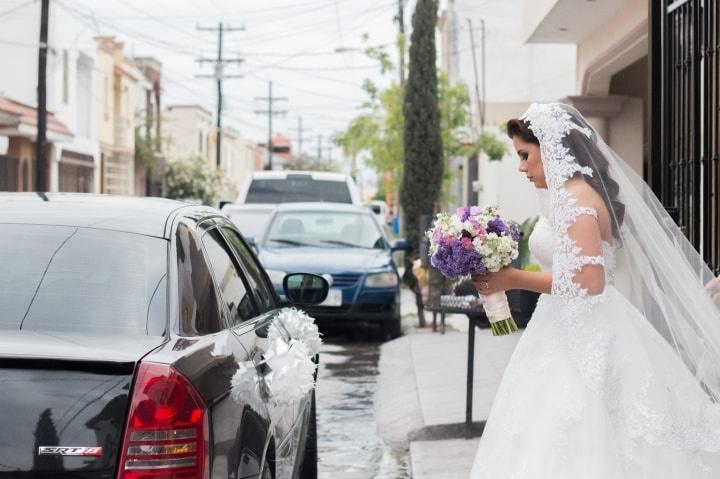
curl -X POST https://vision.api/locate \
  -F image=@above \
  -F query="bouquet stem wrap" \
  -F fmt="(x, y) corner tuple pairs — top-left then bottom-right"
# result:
(480, 291), (518, 336)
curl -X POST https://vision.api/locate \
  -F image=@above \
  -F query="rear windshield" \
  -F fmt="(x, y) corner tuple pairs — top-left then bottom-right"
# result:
(0, 224), (167, 335)
(245, 178), (352, 204)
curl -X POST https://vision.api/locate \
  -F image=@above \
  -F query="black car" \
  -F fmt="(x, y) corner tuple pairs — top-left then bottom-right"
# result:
(0, 193), (328, 479)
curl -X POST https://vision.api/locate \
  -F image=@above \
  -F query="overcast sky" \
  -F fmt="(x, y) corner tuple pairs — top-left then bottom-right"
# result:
(44, 0), (413, 168)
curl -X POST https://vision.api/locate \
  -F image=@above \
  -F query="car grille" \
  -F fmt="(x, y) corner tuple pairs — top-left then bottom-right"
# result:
(331, 273), (362, 288)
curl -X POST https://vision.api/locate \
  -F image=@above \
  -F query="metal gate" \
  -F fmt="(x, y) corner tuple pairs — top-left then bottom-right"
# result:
(651, 0), (720, 274)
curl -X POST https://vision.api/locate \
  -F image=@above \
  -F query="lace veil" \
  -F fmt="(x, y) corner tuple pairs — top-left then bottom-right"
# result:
(522, 102), (720, 451)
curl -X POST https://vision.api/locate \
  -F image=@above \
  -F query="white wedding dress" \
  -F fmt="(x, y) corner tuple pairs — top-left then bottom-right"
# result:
(470, 215), (720, 478)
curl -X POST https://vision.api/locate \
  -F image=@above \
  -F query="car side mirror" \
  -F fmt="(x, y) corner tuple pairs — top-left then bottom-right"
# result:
(283, 273), (329, 305)
(391, 239), (411, 252)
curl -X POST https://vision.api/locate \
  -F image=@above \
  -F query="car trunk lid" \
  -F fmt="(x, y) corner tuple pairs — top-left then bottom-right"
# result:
(0, 334), (165, 478)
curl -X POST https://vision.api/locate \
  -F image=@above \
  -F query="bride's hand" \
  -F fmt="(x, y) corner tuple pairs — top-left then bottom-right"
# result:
(706, 276), (720, 305)
(471, 268), (518, 295)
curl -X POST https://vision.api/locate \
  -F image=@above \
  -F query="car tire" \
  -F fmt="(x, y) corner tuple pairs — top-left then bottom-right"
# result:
(299, 390), (318, 479)
(380, 316), (402, 340)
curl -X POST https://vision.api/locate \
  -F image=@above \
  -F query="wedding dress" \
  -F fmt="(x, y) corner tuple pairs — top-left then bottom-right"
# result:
(470, 103), (720, 478)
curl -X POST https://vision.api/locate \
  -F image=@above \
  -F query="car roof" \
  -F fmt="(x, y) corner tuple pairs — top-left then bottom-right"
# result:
(250, 170), (349, 181)
(274, 202), (370, 213)
(0, 193), (218, 238)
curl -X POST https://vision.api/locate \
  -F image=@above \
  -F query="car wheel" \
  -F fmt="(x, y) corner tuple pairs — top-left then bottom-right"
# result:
(299, 390), (318, 479)
(380, 316), (402, 340)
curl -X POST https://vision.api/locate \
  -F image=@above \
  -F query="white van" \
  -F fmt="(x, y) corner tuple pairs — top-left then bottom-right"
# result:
(235, 171), (362, 205)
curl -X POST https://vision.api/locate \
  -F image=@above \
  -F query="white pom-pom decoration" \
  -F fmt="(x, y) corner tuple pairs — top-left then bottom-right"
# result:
(230, 308), (322, 409)
(263, 338), (318, 406)
(267, 308), (323, 356)
(230, 360), (266, 415)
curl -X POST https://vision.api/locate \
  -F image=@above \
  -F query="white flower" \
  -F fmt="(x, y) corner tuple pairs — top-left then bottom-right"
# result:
(263, 338), (317, 406)
(268, 308), (323, 356)
(230, 360), (266, 414)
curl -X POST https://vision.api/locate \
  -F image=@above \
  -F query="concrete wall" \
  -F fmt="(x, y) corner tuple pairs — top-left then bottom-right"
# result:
(162, 105), (214, 166)
(576, 0), (647, 95)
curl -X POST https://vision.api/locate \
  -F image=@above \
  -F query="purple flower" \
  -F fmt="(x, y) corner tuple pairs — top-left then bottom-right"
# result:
(456, 206), (471, 222)
(469, 206), (483, 216)
(487, 217), (509, 236)
(509, 222), (521, 242)
(431, 238), (487, 278)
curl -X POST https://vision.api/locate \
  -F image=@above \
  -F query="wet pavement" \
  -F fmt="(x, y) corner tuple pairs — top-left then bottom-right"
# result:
(316, 334), (410, 479)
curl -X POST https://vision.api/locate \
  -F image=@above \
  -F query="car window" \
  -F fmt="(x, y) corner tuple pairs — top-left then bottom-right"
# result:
(202, 228), (258, 326)
(265, 211), (386, 249)
(176, 223), (223, 335)
(0, 224), (167, 335)
(221, 227), (277, 313)
(245, 178), (352, 203)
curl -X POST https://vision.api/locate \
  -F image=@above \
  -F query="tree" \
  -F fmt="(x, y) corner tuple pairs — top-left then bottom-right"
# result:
(164, 156), (223, 206)
(287, 153), (340, 172)
(400, 0), (443, 328)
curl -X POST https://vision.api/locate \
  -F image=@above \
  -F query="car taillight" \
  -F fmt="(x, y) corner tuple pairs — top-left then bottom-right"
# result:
(117, 362), (209, 479)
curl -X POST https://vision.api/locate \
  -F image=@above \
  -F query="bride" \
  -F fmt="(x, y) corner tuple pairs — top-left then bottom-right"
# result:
(469, 103), (720, 478)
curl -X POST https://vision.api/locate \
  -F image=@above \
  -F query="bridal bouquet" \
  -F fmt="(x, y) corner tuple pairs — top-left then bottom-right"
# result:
(426, 205), (521, 336)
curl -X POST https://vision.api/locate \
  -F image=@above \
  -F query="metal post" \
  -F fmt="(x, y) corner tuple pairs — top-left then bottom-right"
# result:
(216, 22), (223, 168)
(466, 317), (476, 433)
(268, 81), (273, 170)
(397, 0), (405, 87)
(297, 117), (303, 155)
(467, 18), (482, 137)
(36, 0), (49, 192)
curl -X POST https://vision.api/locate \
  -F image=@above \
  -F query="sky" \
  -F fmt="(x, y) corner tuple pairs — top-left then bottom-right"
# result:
(33, 0), (413, 170)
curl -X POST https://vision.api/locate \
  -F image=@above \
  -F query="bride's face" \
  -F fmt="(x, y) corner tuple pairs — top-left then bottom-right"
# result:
(512, 136), (547, 189)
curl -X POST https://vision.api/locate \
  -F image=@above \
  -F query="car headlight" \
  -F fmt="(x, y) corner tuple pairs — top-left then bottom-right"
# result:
(364, 271), (398, 288)
(266, 269), (286, 285)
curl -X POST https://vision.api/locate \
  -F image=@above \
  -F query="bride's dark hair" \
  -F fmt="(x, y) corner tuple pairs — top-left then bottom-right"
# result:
(507, 118), (626, 240)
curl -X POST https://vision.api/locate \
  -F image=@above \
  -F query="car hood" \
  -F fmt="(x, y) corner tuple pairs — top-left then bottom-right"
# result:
(259, 246), (393, 274)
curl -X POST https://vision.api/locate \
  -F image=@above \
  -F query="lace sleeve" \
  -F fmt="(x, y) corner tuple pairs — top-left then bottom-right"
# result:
(551, 188), (606, 298)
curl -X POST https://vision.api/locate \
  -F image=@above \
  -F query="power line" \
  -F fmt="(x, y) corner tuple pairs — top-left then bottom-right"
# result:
(254, 81), (288, 170)
(0, 0), (37, 20)
(195, 22), (245, 167)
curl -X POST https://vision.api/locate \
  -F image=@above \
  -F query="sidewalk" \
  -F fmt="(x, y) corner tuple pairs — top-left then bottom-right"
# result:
(375, 288), (521, 478)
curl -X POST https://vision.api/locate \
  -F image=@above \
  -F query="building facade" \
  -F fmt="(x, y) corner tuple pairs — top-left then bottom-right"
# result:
(523, 0), (649, 178)
(437, 0), (576, 223)
(0, 0), (99, 193)
(163, 104), (258, 201)
(133, 57), (164, 197)
(95, 36), (138, 196)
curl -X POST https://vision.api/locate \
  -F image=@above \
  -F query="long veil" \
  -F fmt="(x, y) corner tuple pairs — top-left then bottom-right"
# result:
(522, 103), (720, 451)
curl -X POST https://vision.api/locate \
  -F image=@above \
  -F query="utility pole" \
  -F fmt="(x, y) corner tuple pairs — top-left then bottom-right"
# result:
(395, 0), (406, 86)
(254, 81), (287, 170)
(467, 18), (484, 135)
(480, 18), (486, 133)
(316, 134), (322, 160)
(290, 116), (312, 156)
(196, 23), (244, 168)
(36, 0), (49, 192)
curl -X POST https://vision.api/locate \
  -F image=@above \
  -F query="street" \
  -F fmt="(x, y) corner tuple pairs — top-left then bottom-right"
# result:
(316, 336), (410, 479)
